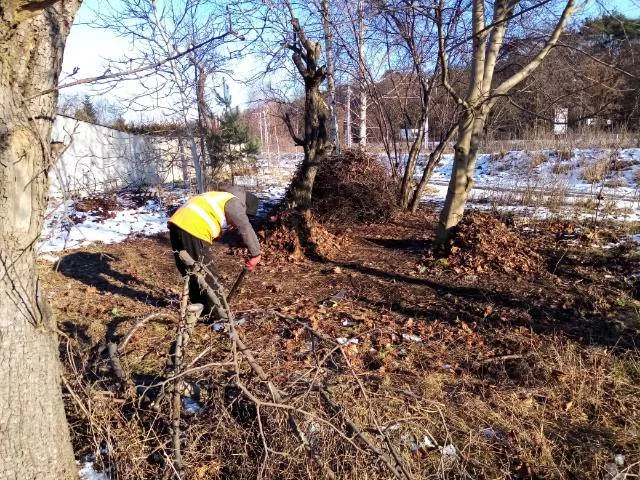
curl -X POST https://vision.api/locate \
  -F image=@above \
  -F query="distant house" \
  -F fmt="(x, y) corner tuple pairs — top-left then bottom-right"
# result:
(398, 128), (421, 140)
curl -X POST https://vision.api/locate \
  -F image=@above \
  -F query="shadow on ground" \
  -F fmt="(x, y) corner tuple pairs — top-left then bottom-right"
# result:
(55, 251), (172, 308)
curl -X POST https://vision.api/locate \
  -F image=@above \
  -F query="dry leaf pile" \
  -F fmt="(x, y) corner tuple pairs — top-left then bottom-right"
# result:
(448, 213), (543, 275)
(73, 194), (121, 221)
(260, 210), (347, 261)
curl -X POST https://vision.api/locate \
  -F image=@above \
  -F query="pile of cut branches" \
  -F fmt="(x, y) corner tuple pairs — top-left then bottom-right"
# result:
(311, 148), (399, 224)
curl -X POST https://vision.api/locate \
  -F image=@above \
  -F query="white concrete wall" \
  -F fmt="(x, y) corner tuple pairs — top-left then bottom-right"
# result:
(50, 116), (190, 197)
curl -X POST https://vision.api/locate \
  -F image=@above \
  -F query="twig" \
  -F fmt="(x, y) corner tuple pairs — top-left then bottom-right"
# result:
(178, 250), (337, 479)
(107, 342), (128, 383)
(316, 387), (407, 480)
(118, 313), (174, 353)
(480, 354), (524, 364)
(273, 310), (411, 480)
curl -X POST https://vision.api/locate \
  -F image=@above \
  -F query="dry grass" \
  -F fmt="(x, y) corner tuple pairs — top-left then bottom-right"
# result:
(486, 127), (640, 153)
(528, 152), (548, 169)
(557, 148), (573, 162)
(44, 212), (640, 480)
(580, 160), (610, 184)
(604, 177), (630, 188)
(552, 163), (573, 175)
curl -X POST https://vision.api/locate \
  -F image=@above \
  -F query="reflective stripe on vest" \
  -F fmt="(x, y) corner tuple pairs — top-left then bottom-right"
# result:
(201, 194), (228, 230)
(185, 203), (221, 238)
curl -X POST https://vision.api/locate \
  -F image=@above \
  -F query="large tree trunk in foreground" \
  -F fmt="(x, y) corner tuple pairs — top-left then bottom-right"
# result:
(0, 2), (81, 478)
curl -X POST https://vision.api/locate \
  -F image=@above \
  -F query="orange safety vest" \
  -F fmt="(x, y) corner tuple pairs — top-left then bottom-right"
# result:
(169, 191), (236, 243)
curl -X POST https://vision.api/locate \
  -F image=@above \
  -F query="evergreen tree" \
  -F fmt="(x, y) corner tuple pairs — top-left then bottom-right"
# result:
(207, 80), (259, 181)
(74, 95), (98, 123)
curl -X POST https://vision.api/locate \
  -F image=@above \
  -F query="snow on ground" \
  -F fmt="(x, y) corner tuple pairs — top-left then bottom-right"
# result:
(421, 148), (640, 221)
(78, 462), (108, 480)
(427, 148), (640, 195)
(39, 147), (640, 259)
(38, 183), (286, 258)
(39, 198), (170, 255)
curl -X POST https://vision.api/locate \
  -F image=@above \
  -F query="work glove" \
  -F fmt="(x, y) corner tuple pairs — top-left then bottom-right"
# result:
(245, 255), (261, 271)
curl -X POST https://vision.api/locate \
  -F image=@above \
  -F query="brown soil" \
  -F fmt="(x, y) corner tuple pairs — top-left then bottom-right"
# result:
(73, 194), (121, 221)
(41, 208), (640, 479)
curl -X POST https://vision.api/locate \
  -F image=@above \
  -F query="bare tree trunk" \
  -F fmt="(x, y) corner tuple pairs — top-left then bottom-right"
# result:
(282, 10), (331, 218)
(151, 2), (204, 193)
(345, 84), (352, 147)
(435, 0), (576, 245)
(437, 111), (486, 243)
(287, 86), (329, 214)
(321, 0), (339, 151)
(179, 136), (190, 189)
(409, 123), (457, 212)
(195, 67), (211, 184)
(399, 125), (425, 208)
(356, 0), (367, 146)
(372, 96), (400, 179)
(0, 2), (81, 478)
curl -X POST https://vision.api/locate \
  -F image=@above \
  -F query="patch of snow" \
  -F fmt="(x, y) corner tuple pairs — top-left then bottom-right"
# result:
(39, 196), (171, 254)
(410, 435), (436, 451)
(479, 427), (500, 440)
(79, 462), (108, 480)
(336, 337), (359, 345)
(417, 148), (640, 222)
(212, 318), (246, 333)
(401, 333), (422, 342)
(441, 444), (458, 461)
(183, 397), (202, 415)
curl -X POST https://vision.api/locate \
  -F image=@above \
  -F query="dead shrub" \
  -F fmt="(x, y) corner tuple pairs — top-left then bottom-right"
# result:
(604, 177), (629, 188)
(611, 159), (638, 171)
(557, 148), (572, 161)
(528, 152), (547, 169)
(311, 148), (399, 224)
(580, 160), (610, 183)
(552, 163), (572, 175)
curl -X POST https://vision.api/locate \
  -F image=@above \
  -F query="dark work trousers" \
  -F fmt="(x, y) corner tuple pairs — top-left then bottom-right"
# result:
(169, 223), (222, 318)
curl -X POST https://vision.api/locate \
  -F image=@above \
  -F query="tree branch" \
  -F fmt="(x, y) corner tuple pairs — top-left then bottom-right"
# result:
(28, 30), (241, 100)
(283, 112), (305, 146)
(556, 41), (640, 80)
(493, 0), (578, 97)
(437, 1), (467, 108)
